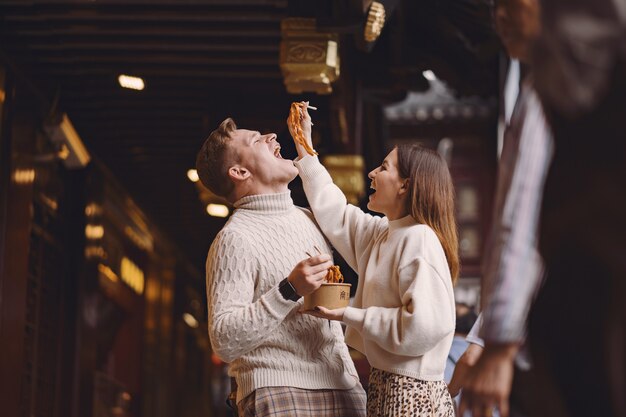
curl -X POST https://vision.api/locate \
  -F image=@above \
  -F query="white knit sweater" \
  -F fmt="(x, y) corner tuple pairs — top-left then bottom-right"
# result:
(206, 191), (360, 403)
(295, 156), (456, 381)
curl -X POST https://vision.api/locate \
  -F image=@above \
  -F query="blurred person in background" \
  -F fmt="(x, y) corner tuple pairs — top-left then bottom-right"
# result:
(529, 0), (626, 416)
(452, 0), (554, 415)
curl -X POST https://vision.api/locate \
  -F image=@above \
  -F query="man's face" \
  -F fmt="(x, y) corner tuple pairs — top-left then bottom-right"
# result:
(228, 128), (298, 191)
(495, 0), (540, 60)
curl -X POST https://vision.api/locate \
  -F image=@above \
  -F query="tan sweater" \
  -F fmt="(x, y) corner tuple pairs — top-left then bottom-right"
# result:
(205, 191), (360, 403)
(295, 156), (456, 381)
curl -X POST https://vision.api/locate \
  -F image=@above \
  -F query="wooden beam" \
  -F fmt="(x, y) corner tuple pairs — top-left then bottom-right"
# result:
(3, 11), (284, 24)
(25, 54), (278, 66)
(55, 89), (215, 100)
(33, 77), (287, 93)
(30, 67), (282, 78)
(66, 111), (205, 121)
(0, 0), (287, 6)
(18, 40), (280, 53)
(6, 27), (281, 39)
(68, 113), (202, 123)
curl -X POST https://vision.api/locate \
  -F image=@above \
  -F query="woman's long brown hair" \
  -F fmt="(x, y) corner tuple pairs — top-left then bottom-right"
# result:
(396, 144), (460, 283)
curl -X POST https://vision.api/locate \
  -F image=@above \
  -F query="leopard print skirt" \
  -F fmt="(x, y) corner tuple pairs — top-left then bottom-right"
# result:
(367, 368), (455, 417)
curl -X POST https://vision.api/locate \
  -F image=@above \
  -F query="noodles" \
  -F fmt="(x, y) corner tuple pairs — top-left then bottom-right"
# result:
(325, 265), (344, 283)
(288, 102), (317, 156)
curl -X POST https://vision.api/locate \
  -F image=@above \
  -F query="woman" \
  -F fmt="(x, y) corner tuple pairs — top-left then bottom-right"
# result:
(289, 105), (458, 417)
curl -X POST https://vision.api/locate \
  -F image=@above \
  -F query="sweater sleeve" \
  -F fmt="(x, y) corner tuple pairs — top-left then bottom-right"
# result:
(343, 258), (455, 357)
(294, 155), (385, 271)
(206, 230), (298, 363)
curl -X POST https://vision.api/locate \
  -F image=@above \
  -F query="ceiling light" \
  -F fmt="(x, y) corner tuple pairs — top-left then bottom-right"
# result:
(85, 224), (104, 240)
(85, 202), (102, 217)
(206, 203), (229, 218)
(12, 168), (35, 185)
(187, 169), (199, 182)
(183, 313), (199, 329)
(85, 245), (106, 260)
(422, 70), (437, 81)
(118, 74), (145, 91)
(121, 257), (145, 295)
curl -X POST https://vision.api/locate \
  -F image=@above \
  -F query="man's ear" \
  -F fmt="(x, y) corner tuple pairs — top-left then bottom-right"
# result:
(228, 165), (250, 182)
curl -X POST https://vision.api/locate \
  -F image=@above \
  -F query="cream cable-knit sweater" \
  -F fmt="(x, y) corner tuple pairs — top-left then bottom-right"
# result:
(206, 191), (360, 403)
(295, 155), (456, 381)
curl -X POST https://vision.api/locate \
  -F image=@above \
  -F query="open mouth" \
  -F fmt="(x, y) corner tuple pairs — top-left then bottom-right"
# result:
(369, 184), (376, 197)
(274, 146), (283, 159)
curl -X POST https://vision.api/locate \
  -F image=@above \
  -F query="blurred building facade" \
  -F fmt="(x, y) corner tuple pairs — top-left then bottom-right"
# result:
(0, 64), (229, 417)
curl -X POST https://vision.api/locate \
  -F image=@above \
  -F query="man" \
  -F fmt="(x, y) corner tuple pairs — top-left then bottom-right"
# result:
(529, 1), (626, 416)
(196, 118), (366, 417)
(452, 0), (554, 416)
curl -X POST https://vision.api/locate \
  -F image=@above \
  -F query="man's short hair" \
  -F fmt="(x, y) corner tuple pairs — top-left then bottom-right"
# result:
(195, 118), (238, 199)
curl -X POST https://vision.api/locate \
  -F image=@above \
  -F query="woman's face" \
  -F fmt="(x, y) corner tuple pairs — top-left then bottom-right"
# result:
(367, 148), (408, 219)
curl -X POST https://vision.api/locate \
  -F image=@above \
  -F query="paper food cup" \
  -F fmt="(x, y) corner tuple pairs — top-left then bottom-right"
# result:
(303, 283), (351, 310)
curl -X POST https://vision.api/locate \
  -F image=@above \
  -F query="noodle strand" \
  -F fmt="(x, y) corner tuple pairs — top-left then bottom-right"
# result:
(288, 102), (317, 156)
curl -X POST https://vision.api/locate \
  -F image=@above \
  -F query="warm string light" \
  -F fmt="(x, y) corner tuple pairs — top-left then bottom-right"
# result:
(187, 169), (199, 182)
(206, 204), (229, 218)
(183, 313), (199, 329)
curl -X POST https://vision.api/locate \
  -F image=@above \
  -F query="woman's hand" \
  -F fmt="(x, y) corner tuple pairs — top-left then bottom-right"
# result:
(286, 101), (314, 158)
(300, 102), (312, 140)
(302, 306), (346, 321)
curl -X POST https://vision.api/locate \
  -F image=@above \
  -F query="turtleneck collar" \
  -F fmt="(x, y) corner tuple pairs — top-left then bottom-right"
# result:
(233, 190), (294, 214)
(388, 214), (417, 232)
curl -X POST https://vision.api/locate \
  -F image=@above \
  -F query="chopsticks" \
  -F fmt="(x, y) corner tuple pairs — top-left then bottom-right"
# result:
(305, 245), (324, 258)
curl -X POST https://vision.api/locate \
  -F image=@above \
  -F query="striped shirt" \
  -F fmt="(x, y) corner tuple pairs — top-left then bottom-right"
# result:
(479, 79), (554, 344)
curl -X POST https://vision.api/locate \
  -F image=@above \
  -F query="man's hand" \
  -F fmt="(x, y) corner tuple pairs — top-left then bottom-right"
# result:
(448, 343), (484, 397)
(302, 306), (346, 321)
(458, 343), (519, 417)
(287, 254), (332, 297)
